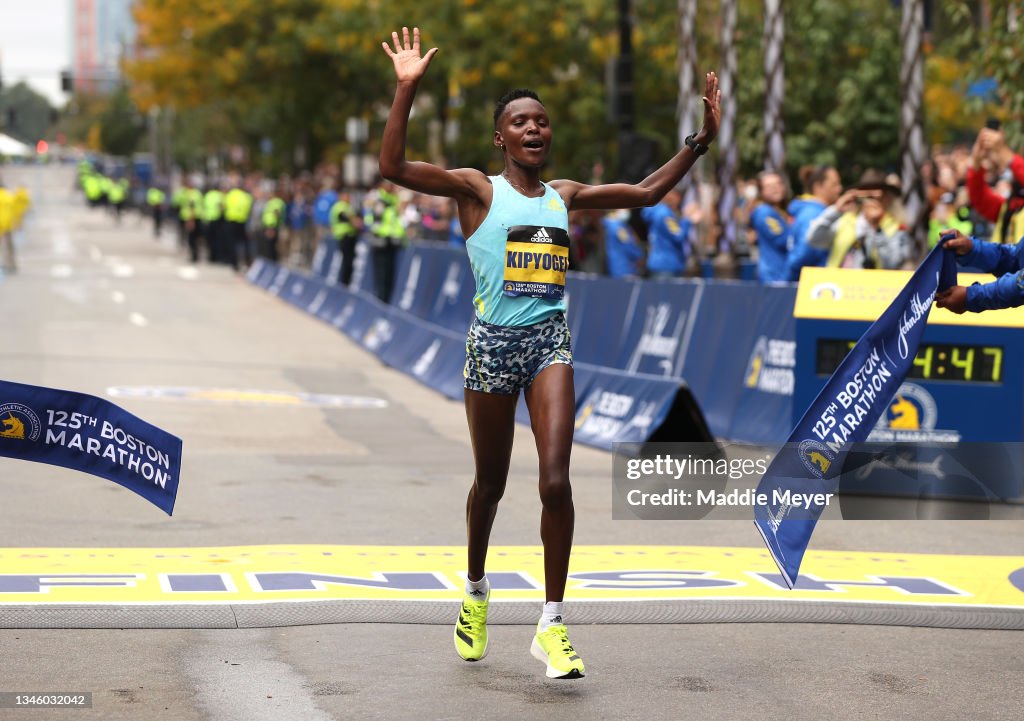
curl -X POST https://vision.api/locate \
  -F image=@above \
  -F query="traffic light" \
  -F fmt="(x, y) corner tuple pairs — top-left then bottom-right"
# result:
(60, 70), (73, 93)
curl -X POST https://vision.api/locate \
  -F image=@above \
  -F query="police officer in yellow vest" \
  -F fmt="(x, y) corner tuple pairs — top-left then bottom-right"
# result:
(224, 176), (254, 270)
(147, 185), (166, 238)
(179, 177), (205, 263)
(203, 184), (226, 263)
(363, 180), (404, 302)
(259, 187), (286, 262)
(82, 170), (103, 208)
(806, 170), (913, 270)
(330, 192), (361, 286)
(0, 177), (16, 272)
(108, 177), (129, 223)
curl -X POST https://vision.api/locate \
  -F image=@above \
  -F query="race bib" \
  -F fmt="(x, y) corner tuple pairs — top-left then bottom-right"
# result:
(503, 225), (570, 300)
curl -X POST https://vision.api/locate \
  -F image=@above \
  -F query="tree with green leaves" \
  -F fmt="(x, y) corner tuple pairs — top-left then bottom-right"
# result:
(0, 82), (54, 146)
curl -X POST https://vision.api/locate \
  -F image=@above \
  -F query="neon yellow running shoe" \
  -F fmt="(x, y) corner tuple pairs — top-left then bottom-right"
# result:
(531, 623), (585, 679)
(453, 590), (489, 661)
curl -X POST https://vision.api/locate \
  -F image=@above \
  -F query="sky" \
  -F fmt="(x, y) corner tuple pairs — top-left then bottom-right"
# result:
(0, 0), (71, 106)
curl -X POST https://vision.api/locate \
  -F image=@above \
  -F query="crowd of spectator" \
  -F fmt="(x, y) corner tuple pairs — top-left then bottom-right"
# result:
(79, 121), (1023, 296)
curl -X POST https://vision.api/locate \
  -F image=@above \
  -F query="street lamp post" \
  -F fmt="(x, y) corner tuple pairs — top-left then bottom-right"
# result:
(346, 117), (369, 189)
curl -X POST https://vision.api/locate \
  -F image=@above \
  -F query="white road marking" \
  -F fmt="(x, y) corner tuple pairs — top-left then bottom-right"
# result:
(52, 232), (74, 257)
(111, 263), (135, 278)
(51, 284), (89, 305)
(51, 264), (73, 278)
(129, 312), (149, 327)
(111, 291), (126, 304)
(177, 266), (200, 280)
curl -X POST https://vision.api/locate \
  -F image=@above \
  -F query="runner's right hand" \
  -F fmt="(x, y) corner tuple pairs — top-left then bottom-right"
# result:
(382, 27), (438, 84)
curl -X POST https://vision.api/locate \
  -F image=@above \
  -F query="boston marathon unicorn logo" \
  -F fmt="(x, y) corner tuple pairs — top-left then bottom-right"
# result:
(798, 439), (835, 480)
(874, 383), (937, 433)
(1, 413), (24, 439)
(0, 403), (42, 442)
(744, 337), (767, 388)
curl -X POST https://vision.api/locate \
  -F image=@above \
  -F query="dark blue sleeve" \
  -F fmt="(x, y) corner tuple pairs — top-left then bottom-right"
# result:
(965, 271), (1024, 312)
(960, 237), (1024, 276)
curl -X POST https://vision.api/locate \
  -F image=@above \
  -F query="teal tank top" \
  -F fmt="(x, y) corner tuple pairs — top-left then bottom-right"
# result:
(465, 175), (570, 327)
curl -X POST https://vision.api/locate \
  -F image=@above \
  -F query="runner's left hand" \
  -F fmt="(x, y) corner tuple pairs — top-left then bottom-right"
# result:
(935, 286), (967, 314)
(695, 72), (721, 145)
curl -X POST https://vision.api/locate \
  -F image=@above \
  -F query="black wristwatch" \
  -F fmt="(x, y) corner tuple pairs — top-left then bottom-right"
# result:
(684, 133), (710, 156)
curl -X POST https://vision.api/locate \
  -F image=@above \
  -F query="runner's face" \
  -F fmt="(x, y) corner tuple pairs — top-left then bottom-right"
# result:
(495, 98), (552, 169)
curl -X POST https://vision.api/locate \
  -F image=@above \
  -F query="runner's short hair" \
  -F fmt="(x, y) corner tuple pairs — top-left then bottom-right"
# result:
(494, 89), (542, 127)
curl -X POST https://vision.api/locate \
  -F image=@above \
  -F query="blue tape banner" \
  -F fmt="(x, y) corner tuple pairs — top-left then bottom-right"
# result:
(392, 244), (474, 332)
(754, 244), (958, 588)
(565, 275), (639, 368)
(680, 282), (796, 442)
(613, 282), (700, 376)
(572, 365), (681, 449)
(0, 380), (182, 515)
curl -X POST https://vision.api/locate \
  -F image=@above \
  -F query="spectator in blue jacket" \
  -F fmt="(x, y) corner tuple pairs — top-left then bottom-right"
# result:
(641, 188), (698, 279)
(751, 170), (791, 283)
(447, 200), (465, 247)
(936, 228), (1024, 312)
(785, 165), (843, 280)
(313, 175), (339, 244)
(602, 209), (644, 279)
(287, 181), (315, 265)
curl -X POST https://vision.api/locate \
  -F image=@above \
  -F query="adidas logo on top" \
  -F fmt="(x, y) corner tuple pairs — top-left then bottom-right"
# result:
(531, 228), (553, 243)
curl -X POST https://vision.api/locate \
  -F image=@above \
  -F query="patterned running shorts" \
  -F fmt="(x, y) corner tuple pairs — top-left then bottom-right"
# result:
(464, 312), (573, 394)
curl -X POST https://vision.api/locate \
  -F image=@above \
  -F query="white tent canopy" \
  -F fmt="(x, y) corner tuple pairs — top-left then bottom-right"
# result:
(0, 134), (33, 157)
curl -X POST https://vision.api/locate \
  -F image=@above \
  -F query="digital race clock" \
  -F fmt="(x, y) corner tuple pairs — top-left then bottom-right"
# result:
(793, 267), (1024, 443)
(816, 339), (1004, 384)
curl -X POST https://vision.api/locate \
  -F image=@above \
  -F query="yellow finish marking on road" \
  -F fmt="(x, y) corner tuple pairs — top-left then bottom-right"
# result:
(0, 545), (1021, 608)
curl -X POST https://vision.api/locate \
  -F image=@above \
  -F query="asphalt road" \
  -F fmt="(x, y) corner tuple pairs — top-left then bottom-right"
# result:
(0, 164), (1021, 720)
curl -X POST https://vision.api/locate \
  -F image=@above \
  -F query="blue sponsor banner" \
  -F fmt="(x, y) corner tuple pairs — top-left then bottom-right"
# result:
(311, 237), (336, 280)
(613, 281), (701, 376)
(246, 258), (278, 289)
(727, 286), (797, 443)
(310, 235), (380, 297)
(0, 380), (182, 515)
(565, 275), (640, 367)
(680, 282), (794, 440)
(572, 364), (682, 449)
(754, 244), (957, 588)
(246, 258), (731, 453)
(390, 244), (474, 332)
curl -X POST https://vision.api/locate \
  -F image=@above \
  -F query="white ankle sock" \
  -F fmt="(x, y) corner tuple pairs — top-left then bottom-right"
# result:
(539, 601), (564, 629)
(465, 575), (489, 598)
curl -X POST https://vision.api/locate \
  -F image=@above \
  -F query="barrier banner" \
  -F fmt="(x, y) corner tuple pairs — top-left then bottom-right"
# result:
(754, 244), (958, 588)
(246, 258), (277, 288)
(565, 275), (640, 367)
(392, 244), (474, 332)
(311, 238), (335, 280)
(0, 379), (182, 515)
(247, 259), (718, 453)
(612, 282), (701, 376)
(572, 365), (687, 449)
(727, 286), (797, 443)
(310, 236), (380, 297)
(680, 282), (796, 441)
